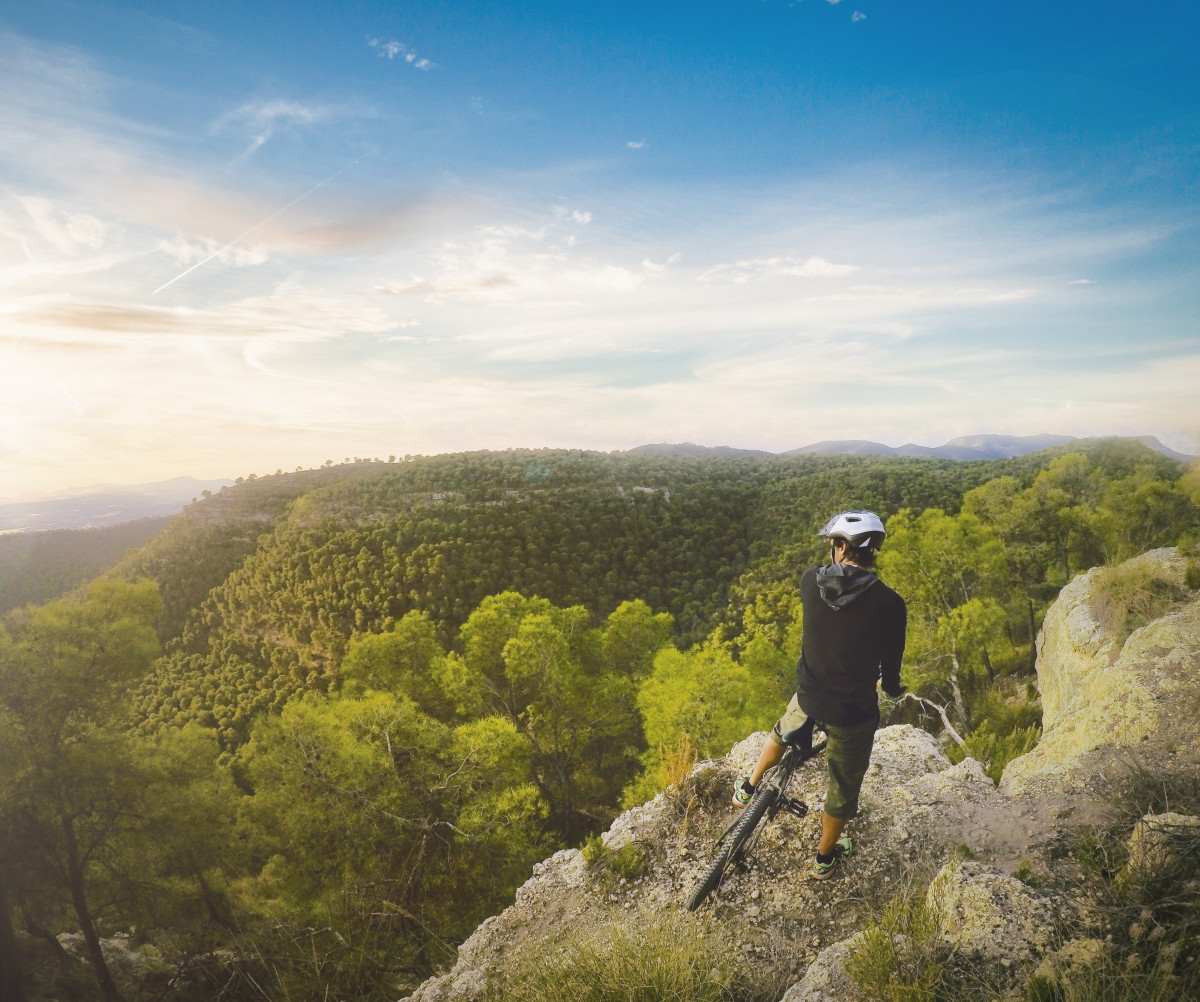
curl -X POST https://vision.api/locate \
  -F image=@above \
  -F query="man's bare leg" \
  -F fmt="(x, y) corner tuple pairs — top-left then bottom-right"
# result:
(818, 812), (847, 856)
(749, 738), (785, 787)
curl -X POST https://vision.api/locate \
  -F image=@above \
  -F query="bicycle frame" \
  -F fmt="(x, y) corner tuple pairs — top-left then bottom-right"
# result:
(716, 738), (826, 855)
(685, 732), (826, 910)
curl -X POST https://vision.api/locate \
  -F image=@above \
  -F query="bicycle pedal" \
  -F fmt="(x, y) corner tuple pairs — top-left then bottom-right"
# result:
(781, 797), (809, 818)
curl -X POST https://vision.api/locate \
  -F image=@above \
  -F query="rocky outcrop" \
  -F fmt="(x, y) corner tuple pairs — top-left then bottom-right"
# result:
(406, 547), (1200, 1002)
(1117, 811), (1200, 889)
(778, 933), (868, 1002)
(782, 860), (1062, 1002)
(1001, 547), (1200, 796)
(406, 724), (1062, 1001)
(924, 861), (1055, 966)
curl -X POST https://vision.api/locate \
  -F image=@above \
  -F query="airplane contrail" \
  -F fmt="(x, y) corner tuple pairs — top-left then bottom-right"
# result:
(151, 154), (367, 296)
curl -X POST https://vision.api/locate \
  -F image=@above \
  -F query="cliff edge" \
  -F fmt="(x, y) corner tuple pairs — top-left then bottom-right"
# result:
(1002, 547), (1200, 796)
(405, 547), (1200, 1002)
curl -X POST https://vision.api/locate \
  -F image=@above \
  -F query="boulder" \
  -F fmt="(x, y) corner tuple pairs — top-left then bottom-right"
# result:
(405, 848), (592, 1002)
(778, 933), (870, 1002)
(1002, 548), (1200, 796)
(1118, 811), (1200, 883)
(925, 861), (1056, 968)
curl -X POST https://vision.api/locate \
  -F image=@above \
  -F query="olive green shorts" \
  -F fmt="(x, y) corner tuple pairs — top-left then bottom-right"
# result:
(770, 693), (877, 820)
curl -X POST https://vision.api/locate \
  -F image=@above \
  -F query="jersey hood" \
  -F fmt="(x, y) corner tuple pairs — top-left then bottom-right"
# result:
(816, 563), (879, 609)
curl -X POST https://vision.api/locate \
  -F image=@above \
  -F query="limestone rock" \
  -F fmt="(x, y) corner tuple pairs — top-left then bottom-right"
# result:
(1002, 547), (1200, 796)
(778, 933), (870, 1002)
(925, 861), (1056, 967)
(726, 731), (772, 778)
(860, 724), (952, 793)
(1031, 937), (1105, 985)
(1120, 811), (1200, 877)
(51, 933), (174, 1000)
(406, 848), (591, 1001)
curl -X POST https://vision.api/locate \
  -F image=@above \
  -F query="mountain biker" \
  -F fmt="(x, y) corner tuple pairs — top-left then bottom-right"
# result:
(732, 510), (907, 879)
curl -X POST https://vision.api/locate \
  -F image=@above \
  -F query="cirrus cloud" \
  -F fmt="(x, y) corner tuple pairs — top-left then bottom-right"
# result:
(697, 255), (859, 283)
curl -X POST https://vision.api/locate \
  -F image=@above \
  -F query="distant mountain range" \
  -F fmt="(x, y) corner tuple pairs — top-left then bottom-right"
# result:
(0, 477), (233, 534)
(630, 434), (1194, 463)
(2, 435), (1191, 533)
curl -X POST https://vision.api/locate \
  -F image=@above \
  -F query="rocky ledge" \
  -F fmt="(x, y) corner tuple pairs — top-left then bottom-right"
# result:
(405, 547), (1200, 1002)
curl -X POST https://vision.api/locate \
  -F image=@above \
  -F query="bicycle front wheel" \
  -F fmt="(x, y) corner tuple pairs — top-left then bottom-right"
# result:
(685, 788), (775, 910)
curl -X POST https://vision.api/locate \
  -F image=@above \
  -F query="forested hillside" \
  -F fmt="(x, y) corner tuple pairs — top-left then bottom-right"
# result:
(0, 517), (170, 616)
(126, 447), (1029, 749)
(3, 439), (1197, 1002)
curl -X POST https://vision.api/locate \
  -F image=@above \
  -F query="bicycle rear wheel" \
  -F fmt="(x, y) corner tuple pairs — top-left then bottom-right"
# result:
(685, 787), (775, 910)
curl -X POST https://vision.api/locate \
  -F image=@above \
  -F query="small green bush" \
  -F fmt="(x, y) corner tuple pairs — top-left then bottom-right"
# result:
(487, 910), (748, 1002)
(1012, 859), (1040, 887)
(1093, 563), (1190, 643)
(1185, 560), (1200, 591)
(948, 686), (1042, 782)
(581, 834), (647, 881)
(845, 892), (947, 1002)
(1025, 941), (1200, 1002)
(1031, 765), (1200, 1002)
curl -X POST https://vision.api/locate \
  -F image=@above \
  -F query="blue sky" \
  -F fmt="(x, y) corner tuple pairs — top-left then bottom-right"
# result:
(1, 0), (1198, 495)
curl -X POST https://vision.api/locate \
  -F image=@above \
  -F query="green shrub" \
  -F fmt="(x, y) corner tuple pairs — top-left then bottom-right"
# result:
(951, 723), (1042, 783)
(1093, 563), (1190, 644)
(1012, 859), (1040, 887)
(1025, 939), (1200, 1002)
(845, 892), (948, 1002)
(1185, 560), (1200, 592)
(581, 834), (647, 881)
(487, 910), (749, 1002)
(1031, 766), (1200, 1002)
(947, 686), (1042, 782)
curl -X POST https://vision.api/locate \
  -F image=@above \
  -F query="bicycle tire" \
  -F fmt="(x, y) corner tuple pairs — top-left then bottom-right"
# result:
(685, 787), (775, 910)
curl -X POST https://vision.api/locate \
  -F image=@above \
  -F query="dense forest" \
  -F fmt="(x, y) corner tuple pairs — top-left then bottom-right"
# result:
(2, 440), (1197, 1002)
(0, 518), (170, 617)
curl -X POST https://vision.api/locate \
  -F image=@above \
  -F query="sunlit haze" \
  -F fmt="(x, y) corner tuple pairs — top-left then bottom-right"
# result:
(2, 0), (1198, 497)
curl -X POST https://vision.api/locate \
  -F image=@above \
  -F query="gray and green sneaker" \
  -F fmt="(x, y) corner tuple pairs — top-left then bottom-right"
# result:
(731, 776), (756, 806)
(811, 837), (853, 880)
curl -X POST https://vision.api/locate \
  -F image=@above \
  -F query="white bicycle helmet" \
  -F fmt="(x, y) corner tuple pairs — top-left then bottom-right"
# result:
(819, 509), (887, 552)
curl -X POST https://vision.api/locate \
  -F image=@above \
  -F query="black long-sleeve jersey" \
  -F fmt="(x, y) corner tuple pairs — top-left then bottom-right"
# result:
(793, 564), (907, 727)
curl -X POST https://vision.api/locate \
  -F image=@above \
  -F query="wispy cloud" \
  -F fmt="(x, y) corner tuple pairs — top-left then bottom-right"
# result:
(368, 38), (433, 70)
(16, 196), (107, 255)
(555, 207), (592, 224)
(13, 286), (396, 341)
(377, 207), (615, 303)
(0, 195), (109, 267)
(156, 234), (268, 270)
(697, 255), (859, 283)
(211, 99), (330, 160)
(2, 27), (1196, 492)
(851, 11), (867, 22)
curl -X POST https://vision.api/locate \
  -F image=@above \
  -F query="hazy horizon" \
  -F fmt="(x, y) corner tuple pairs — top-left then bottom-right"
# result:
(3, 430), (1195, 505)
(3, 0), (1198, 497)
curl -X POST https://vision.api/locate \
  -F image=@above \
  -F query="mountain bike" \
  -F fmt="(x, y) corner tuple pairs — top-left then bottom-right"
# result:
(685, 727), (827, 910)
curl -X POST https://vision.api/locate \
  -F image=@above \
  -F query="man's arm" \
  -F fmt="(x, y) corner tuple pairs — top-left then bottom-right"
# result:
(879, 595), (907, 697)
